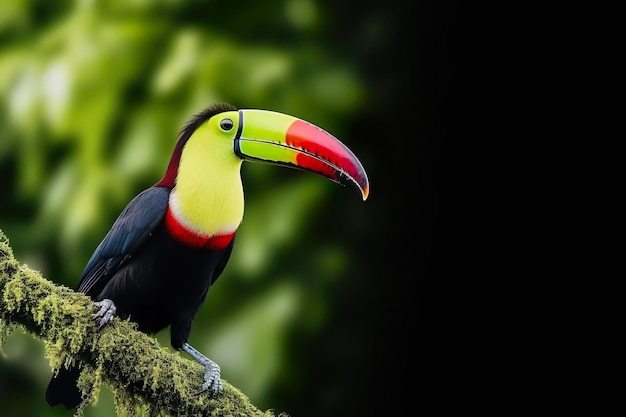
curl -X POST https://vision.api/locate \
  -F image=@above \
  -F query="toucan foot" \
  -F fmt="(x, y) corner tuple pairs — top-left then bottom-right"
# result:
(93, 299), (117, 328)
(182, 342), (223, 394)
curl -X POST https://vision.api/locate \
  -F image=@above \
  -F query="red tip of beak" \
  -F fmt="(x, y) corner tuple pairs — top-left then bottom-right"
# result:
(287, 120), (369, 200)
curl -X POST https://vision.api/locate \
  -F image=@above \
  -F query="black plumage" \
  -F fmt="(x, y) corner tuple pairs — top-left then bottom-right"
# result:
(45, 188), (234, 409)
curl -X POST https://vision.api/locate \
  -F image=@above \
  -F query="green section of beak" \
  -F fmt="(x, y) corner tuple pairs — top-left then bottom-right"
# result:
(234, 109), (369, 200)
(236, 109), (300, 166)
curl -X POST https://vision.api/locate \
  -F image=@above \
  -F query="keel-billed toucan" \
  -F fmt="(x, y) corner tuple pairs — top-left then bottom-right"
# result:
(45, 103), (369, 409)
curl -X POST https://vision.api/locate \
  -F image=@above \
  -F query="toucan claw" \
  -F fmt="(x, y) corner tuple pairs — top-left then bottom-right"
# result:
(182, 342), (223, 395)
(93, 298), (117, 328)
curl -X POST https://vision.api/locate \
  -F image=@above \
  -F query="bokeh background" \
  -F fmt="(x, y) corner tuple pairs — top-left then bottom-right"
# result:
(1, 1), (456, 416)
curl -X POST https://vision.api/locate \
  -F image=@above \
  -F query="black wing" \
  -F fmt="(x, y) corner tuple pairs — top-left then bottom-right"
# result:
(77, 187), (170, 296)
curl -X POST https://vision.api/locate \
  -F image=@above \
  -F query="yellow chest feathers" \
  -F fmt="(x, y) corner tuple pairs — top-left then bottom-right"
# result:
(169, 131), (244, 238)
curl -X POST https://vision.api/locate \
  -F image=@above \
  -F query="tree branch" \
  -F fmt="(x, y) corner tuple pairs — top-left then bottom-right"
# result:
(0, 230), (282, 417)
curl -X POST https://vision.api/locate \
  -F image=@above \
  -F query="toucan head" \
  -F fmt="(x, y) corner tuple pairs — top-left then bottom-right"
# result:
(158, 103), (369, 201)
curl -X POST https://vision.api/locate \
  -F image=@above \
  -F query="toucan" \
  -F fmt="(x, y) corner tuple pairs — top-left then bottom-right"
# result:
(45, 102), (369, 409)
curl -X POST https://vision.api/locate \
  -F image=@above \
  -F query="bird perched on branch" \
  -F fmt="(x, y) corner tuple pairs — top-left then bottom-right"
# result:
(45, 102), (369, 409)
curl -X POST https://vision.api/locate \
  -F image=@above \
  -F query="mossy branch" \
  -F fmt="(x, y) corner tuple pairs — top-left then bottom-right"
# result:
(0, 230), (282, 417)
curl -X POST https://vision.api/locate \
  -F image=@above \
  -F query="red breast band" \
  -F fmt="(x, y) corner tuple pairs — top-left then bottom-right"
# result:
(164, 206), (234, 249)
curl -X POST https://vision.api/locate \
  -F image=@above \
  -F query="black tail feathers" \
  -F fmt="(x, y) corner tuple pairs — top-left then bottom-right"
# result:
(45, 366), (84, 409)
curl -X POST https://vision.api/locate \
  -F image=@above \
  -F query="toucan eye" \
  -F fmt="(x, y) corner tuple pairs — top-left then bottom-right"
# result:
(220, 118), (234, 131)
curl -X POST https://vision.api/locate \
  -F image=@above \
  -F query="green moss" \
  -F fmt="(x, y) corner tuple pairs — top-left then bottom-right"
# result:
(0, 231), (16, 353)
(0, 319), (14, 353)
(1, 230), (282, 416)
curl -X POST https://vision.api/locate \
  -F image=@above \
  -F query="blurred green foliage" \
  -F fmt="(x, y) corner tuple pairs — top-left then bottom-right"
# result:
(0, 1), (386, 416)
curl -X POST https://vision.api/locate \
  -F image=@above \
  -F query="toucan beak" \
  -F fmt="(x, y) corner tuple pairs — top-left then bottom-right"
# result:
(233, 109), (369, 200)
